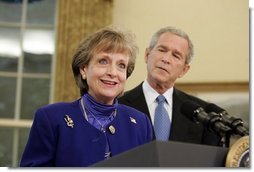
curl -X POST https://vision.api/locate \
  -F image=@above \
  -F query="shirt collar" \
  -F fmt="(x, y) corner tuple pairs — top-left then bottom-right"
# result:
(142, 79), (173, 107)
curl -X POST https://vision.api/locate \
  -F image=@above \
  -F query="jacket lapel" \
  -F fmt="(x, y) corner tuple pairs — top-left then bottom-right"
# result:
(124, 83), (151, 120)
(170, 88), (197, 141)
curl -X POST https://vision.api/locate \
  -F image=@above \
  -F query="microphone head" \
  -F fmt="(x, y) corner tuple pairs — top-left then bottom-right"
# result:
(205, 103), (225, 113)
(181, 101), (203, 121)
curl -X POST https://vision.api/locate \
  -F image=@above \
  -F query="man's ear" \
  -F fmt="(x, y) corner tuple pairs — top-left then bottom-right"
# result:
(144, 48), (150, 63)
(178, 64), (190, 78)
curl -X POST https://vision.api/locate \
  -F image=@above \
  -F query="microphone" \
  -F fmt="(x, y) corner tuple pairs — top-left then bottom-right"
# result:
(205, 103), (249, 136)
(181, 101), (232, 137)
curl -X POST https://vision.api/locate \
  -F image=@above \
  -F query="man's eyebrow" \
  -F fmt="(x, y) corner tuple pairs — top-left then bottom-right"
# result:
(157, 44), (168, 49)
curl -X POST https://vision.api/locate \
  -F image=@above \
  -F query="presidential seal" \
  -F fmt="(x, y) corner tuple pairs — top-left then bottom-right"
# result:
(225, 136), (249, 167)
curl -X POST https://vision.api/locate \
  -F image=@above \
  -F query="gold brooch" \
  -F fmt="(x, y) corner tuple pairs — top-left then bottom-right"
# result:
(64, 115), (74, 128)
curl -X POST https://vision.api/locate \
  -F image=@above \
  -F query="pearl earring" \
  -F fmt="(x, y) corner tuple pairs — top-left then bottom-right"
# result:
(82, 74), (86, 80)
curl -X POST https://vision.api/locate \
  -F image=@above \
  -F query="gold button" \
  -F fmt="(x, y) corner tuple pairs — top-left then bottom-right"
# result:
(109, 125), (115, 134)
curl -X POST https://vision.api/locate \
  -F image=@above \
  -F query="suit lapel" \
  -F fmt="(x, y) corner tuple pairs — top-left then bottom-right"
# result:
(170, 88), (193, 141)
(120, 82), (151, 119)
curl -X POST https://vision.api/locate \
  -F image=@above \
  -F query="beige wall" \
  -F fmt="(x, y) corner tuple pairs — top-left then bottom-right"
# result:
(112, 0), (249, 91)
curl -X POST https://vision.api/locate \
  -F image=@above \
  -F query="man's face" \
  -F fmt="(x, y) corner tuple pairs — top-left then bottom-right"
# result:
(145, 32), (190, 89)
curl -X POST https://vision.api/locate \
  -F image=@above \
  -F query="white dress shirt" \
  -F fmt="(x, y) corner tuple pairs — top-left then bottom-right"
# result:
(142, 80), (173, 125)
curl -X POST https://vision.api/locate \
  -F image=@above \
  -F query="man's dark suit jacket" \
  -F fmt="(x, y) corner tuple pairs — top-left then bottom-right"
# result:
(119, 82), (222, 147)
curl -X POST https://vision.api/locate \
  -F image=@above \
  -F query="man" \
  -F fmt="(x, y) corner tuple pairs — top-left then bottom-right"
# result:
(119, 26), (222, 146)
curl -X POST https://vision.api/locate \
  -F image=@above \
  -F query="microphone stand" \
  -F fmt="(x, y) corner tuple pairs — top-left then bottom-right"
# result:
(208, 112), (232, 148)
(221, 113), (249, 137)
(219, 131), (231, 148)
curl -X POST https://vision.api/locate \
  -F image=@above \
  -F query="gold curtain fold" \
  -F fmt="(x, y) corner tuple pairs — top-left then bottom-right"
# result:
(54, 0), (113, 102)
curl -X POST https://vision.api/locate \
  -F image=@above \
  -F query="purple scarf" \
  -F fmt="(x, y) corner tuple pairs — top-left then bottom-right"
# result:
(82, 93), (117, 131)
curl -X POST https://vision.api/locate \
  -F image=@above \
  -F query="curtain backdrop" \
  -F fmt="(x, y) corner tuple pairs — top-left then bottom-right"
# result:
(54, 0), (113, 102)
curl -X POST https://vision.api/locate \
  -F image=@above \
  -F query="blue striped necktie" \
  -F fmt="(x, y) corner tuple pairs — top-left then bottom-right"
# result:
(154, 95), (170, 141)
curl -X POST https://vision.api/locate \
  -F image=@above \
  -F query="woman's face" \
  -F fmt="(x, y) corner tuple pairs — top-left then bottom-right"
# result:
(80, 52), (129, 105)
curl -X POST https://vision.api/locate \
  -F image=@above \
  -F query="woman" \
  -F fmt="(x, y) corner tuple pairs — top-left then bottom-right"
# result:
(20, 26), (153, 167)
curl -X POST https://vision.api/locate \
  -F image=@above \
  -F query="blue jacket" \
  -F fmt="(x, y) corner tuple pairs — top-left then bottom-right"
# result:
(20, 99), (153, 167)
